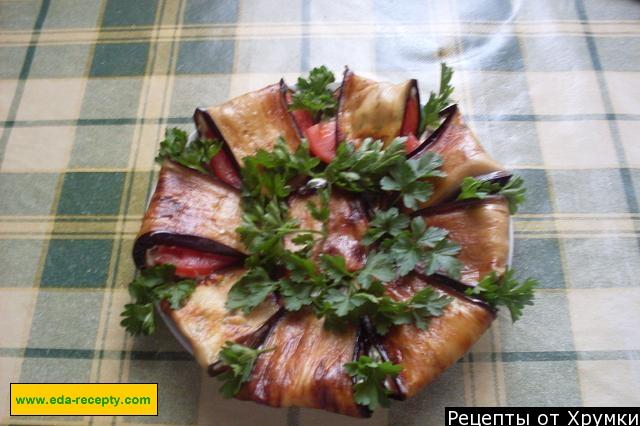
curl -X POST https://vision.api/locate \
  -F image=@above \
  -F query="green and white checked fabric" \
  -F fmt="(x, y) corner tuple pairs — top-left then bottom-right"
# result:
(1, 0), (639, 424)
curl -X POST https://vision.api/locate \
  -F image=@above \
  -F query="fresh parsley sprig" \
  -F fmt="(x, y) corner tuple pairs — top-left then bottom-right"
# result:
(380, 151), (445, 209)
(363, 209), (462, 280)
(419, 63), (454, 134)
(465, 268), (538, 322)
(323, 138), (407, 193)
(156, 127), (222, 174)
(344, 356), (403, 411)
(457, 175), (526, 214)
(371, 287), (452, 335)
(216, 341), (272, 398)
(121, 264), (196, 336)
(289, 65), (338, 121)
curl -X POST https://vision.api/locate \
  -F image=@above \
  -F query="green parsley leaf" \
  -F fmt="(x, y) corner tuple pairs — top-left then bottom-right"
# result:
(457, 175), (526, 214)
(156, 127), (222, 174)
(362, 208), (410, 246)
(465, 268), (538, 322)
(120, 264), (196, 336)
(370, 287), (452, 335)
(322, 288), (376, 318)
(226, 268), (278, 314)
(498, 175), (526, 214)
(344, 356), (403, 411)
(280, 278), (316, 311)
(288, 66), (337, 120)
(457, 176), (498, 201)
(357, 252), (396, 289)
(319, 254), (354, 283)
(127, 263), (176, 303)
(388, 218), (462, 278)
(217, 341), (271, 398)
(324, 138), (406, 193)
(379, 152), (445, 210)
(120, 303), (156, 336)
(419, 62), (454, 134)
(155, 280), (197, 310)
(306, 185), (330, 222)
(407, 287), (452, 330)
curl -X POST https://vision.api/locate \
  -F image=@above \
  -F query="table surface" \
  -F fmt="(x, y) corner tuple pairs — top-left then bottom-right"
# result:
(1, 0), (640, 425)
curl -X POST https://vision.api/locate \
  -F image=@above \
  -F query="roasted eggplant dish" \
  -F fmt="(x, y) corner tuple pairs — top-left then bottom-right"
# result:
(121, 64), (538, 417)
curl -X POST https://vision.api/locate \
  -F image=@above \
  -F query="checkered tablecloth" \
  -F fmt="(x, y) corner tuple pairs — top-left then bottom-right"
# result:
(1, 0), (639, 424)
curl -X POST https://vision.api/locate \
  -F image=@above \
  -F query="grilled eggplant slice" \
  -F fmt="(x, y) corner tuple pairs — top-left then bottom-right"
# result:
(167, 267), (281, 371)
(337, 68), (420, 147)
(133, 160), (246, 269)
(409, 105), (505, 208)
(376, 274), (494, 398)
(286, 190), (368, 272)
(194, 81), (300, 167)
(237, 309), (367, 418)
(419, 197), (510, 286)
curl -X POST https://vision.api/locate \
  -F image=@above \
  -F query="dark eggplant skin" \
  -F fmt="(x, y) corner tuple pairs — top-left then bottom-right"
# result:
(335, 66), (351, 146)
(203, 82), (301, 166)
(411, 193), (508, 218)
(363, 276), (495, 400)
(235, 310), (370, 418)
(279, 79), (306, 140)
(406, 104), (506, 208)
(367, 274), (495, 399)
(192, 107), (243, 190)
(207, 308), (285, 377)
(406, 103), (458, 159)
(133, 232), (244, 269)
(133, 160), (247, 269)
(336, 68), (419, 147)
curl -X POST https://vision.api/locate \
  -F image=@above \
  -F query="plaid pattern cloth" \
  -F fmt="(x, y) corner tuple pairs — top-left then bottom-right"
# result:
(1, 0), (640, 424)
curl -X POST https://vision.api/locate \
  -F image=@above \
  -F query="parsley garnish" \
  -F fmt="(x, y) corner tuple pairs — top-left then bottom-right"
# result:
(465, 268), (538, 322)
(288, 65), (338, 121)
(364, 209), (462, 280)
(225, 267), (278, 314)
(419, 63), (454, 134)
(344, 356), (403, 411)
(457, 175), (526, 214)
(121, 264), (196, 336)
(371, 287), (452, 335)
(323, 138), (407, 193)
(217, 341), (272, 398)
(156, 127), (222, 174)
(379, 152), (445, 209)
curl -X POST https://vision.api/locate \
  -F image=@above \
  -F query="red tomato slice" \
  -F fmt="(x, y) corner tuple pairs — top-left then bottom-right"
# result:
(305, 119), (336, 163)
(209, 149), (242, 189)
(149, 245), (239, 279)
(404, 133), (421, 154)
(401, 95), (420, 137)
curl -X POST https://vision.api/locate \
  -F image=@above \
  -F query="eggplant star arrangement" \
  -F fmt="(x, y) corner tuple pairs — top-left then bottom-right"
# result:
(121, 64), (538, 417)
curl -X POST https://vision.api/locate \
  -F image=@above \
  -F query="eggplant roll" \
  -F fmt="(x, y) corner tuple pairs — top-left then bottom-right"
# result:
(237, 309), (366, 417)
(337, 69), (419, 147)
(168, 267), (281, 370)
(133, 160), (246, 267)
(286, 190), (368, 272)
(195, 81), (301, 166)
(411, 105), (505, 208)
(421, 197), (510, 285)
(378, 274), (494, 398)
